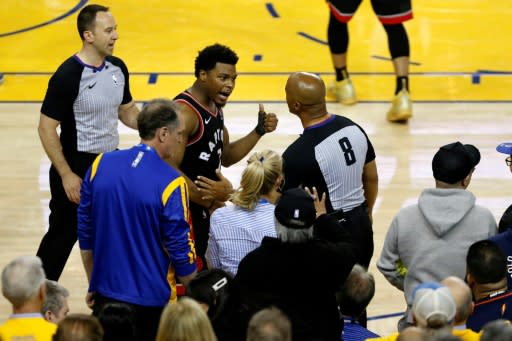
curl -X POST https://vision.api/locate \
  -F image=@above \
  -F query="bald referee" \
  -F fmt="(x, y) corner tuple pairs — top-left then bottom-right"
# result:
(282, 72), (378, 269)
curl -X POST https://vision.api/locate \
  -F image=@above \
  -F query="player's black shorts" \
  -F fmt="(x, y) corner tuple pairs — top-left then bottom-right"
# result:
(328, 0), (413, 24)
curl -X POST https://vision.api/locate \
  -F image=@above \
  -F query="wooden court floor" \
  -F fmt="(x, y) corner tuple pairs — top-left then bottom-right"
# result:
(0, 0), (511, 336)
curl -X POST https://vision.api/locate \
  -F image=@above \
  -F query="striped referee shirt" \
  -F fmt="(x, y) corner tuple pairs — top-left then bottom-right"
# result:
(205, 200), (277, 276)
(282, 114), (375, 213)
(41, 55), (133, 156)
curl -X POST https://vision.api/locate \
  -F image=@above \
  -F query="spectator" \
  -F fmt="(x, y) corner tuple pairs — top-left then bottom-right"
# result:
(337, 264), (375, 319)
(377, 141), (497, 330)
(413, 283), (478, 341)
(480, 319), (512, 341)
(396, 327), (427, 341)
(430, 334), (463, 341)
(0, 256), (57, 340)
(497, 204), (512, 234)
(496, 141), (512, 174)
(97, 302), (136, 341)
(369, 282), (479, 341)
(438, 276), (480, 341)
(489, 204), (512, 288)
(206, 149), (281, 275)
(441, 277), (474, 327)
(246, 307), (292, 341)
(53, 314), (103, 341)
(77, 99), (197, 340)
(42, 280), (70, 324)
(369, 283), (455, 341)
(156, 297), (217, 341)
(337, 264), (380, 340)
(185, 268), (232, 324)
(224, 188), (356, 340)
(465, 240), (512, 331)
(491, 142), (512, 288)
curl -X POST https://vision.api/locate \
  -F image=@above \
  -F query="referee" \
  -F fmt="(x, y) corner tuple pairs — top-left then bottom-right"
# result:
(36, 4), (139, 280)
(282, 72), (378, 269)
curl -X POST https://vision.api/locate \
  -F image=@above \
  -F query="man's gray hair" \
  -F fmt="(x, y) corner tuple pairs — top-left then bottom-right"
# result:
(274, 218), (314, 244)
(2, 256), (46, 308)
(481, 319), (512, 341)
(337, 264), (375, 318)
(42, 280), (70, 315)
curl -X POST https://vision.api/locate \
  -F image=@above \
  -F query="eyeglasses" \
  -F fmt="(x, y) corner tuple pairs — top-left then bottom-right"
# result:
(506, 157), (512, 166)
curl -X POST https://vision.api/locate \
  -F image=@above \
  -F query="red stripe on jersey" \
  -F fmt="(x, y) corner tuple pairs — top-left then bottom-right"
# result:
(378, 11), (413, 24)
(180, 92), (218, 117)
(327, 2), (354, 23)
(176, 283), (185, 296)
(174, 99), (205, 146)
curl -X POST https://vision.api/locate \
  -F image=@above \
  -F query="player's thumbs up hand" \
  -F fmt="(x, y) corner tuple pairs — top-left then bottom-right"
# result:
(255, 103), (278, 136)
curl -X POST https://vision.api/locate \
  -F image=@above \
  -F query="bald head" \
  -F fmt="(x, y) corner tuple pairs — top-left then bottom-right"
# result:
(285, 72), (326, 113)
(441, 276), (473, 325)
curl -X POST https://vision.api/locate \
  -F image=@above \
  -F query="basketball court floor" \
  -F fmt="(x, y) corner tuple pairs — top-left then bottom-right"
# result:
(0, 0), (511, 336)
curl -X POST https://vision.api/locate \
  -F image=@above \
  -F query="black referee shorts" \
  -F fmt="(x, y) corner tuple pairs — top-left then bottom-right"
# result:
(328, 0), (413, 24)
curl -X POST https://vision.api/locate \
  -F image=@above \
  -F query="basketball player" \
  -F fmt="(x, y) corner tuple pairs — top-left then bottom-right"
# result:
(173, 43), (278, 264)
(327, 0), (413, 122)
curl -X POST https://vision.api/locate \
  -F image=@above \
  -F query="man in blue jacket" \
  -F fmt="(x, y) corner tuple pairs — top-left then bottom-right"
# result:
(78, 99), (197, 340)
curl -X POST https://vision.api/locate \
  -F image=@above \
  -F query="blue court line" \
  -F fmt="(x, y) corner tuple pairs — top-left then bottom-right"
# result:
(371, 55), (421, 66)
(367, 311), (405, 321)
(265, 3), (280, 18)
(0, 0), (88, 38)
(3, 70), (510, 87)
(297, 32), (328, 45)
(477, 69), (512, 74)
(472, 73), (480, 84)
(471, 69), (512, 84)
(148, 73), (158, 84)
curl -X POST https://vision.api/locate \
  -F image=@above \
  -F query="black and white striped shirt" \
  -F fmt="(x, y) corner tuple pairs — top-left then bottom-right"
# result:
(41, 54), (132, 156)
(282, 114), (375, 212)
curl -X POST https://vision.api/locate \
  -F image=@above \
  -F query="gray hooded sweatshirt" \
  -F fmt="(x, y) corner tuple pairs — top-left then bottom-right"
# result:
(377, 188), (497, 321)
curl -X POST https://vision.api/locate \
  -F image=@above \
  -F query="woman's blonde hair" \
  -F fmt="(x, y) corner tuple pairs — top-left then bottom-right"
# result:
(156, 297), (217, 341)
(230, 150), (283, 210)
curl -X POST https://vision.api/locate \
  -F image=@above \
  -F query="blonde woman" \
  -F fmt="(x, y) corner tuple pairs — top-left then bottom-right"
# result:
(205, 150), (283, 275)
(156, 297), (217, 341)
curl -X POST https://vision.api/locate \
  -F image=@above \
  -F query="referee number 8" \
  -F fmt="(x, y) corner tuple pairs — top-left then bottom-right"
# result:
(338, 137), (356, 166)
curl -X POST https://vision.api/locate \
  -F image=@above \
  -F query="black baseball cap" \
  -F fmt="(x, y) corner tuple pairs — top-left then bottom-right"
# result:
(274, 188), (316, 229)
(432, 142), (480, 184)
